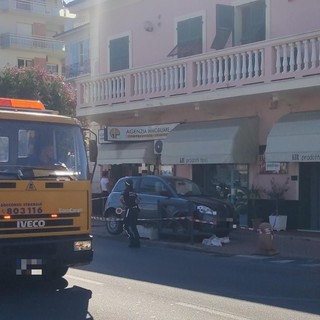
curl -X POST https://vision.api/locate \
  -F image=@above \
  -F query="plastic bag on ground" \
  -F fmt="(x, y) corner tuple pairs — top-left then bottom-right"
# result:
(202, 235), (222, 247)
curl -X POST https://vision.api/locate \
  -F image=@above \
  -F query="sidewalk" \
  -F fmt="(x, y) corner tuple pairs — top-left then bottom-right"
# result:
(91, 219), (320, 260)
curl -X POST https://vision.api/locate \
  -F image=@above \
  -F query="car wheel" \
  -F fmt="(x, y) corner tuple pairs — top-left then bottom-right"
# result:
(106, 213), (123, 235)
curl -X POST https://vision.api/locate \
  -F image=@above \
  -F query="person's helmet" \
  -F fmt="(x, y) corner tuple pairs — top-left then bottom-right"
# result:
(125, 179), (133, 188)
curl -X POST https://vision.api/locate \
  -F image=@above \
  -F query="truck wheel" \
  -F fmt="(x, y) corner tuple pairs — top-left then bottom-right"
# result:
(45, 266), (69, 279)
(106, 214), (123, 235)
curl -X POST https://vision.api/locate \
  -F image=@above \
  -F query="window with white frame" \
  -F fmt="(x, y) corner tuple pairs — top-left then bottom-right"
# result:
(66, 39), (90, 77)
(17, 59), (33, 68)
(46, 64), (59, 74)
(109, 36), (129, 72)
(212, 0), (266, 49)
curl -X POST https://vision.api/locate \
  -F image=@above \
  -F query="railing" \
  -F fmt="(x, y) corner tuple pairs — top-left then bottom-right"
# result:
(0, 33), (64, 53)
(77, 30), (320, 108)
(0, 0), (64, 16)
(64, 61), (91, 79)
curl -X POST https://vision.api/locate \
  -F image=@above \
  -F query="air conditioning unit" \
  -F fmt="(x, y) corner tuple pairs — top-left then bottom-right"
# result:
(154, 140), (163, 154)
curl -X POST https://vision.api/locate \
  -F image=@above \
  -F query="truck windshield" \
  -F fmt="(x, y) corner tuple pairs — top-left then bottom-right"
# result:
(0, 119), (89, 180)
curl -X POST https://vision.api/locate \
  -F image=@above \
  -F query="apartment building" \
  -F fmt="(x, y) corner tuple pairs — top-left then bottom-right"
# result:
(63, 0), (320, 231)
(0, 0), (74, 74)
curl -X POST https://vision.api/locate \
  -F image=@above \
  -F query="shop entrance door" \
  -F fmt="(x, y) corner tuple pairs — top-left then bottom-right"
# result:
(300, 163), (320, 230)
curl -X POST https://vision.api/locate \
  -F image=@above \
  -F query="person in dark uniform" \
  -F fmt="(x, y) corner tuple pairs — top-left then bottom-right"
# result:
(120, 179), (140, 248)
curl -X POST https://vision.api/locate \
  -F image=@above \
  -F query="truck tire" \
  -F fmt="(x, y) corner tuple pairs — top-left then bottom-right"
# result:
(45, 266), (69, 279)
(106, 214), (123, 235)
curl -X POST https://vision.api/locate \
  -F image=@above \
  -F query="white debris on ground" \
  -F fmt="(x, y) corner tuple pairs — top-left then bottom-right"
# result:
(202, 235), (230, 247)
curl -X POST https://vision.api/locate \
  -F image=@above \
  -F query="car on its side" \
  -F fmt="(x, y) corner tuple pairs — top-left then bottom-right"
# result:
(104, 175), (237, 238)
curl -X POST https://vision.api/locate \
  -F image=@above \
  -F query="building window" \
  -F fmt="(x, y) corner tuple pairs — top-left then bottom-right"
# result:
(239, 0), (266, 45)
(65, 39), (90, 78)
(211, 4), (234, 50)
(18, 59), (33, 68)
(168, 16), (203, 58)
(46, 64), (59, 74)
(109, 36), (129, 72)
(16, 0), (31, 11)
(211, 0), (266, 50)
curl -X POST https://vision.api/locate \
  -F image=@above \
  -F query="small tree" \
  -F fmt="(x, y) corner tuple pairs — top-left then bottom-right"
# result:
(264, 177), (290, 215)
(0, 67), (76, 116)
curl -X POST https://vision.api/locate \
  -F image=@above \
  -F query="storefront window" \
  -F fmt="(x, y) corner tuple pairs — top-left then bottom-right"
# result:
(193, 163), (249, 213)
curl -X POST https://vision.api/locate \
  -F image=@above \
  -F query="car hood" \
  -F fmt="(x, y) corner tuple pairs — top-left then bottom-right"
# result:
(183, 195), (231, 209)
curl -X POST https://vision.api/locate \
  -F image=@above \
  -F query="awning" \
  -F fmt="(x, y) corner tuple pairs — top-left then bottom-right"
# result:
(161, 117), (259, 165)
(265, 111), (320, 162)
(98, 141), (156, 165)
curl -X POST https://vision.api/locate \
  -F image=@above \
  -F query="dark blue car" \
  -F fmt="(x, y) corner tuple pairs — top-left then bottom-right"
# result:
(105, 175), (237, 238)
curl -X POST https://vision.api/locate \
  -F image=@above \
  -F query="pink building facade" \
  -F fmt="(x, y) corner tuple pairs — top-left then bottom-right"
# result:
(63, 0), (320, 230)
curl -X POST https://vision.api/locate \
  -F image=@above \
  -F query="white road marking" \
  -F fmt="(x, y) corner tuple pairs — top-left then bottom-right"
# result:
(176, 302), (250, 320)
(270, 260), (294, 264)
(300, 263), (320, 267)
(66, 274), (104, 286)
(236, 255), (269, 260)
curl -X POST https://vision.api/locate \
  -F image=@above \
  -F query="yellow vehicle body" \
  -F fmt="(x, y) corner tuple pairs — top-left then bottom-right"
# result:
(0, 98), (95, 278)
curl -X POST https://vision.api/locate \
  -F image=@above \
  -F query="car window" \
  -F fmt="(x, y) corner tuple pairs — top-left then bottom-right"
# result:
(140, 177), (169, 195)
(165, 177), (202, 196)
(113, 178), (138, 192)
(140, 177), (157, 195)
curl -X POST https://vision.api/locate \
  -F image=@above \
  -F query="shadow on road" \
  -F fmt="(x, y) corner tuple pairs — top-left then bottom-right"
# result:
(0, 276), (93, 320)
(81, 234), (320, 317)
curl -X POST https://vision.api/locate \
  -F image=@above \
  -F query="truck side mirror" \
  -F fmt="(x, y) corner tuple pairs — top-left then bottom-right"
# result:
(89, 140), (98, 162)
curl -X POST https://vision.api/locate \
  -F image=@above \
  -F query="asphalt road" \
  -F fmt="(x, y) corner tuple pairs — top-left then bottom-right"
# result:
(1, 237), (320, 320)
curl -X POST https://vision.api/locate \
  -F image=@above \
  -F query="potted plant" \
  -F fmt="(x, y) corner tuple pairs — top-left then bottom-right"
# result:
(249, 184), (262, 230)
(264, 177), (289, 231)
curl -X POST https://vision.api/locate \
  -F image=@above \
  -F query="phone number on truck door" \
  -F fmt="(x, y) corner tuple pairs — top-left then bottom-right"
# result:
(1, 202), (43, 214)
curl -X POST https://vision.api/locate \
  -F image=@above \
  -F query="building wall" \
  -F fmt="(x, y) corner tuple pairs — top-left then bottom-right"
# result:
(66, 0), (320, 229)
(82, 0), (320, 74)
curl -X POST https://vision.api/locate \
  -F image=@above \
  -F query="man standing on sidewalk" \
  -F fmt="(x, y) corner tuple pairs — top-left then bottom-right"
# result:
(120, 179), (140, 248)
(100, 170), (109, 207)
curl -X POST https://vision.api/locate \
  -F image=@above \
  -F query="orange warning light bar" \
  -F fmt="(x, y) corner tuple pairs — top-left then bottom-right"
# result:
(3, 215), (11, 220)
(0, 98), (45, 110)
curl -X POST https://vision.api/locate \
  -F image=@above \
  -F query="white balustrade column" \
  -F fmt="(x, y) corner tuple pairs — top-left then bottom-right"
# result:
(275, 46), (281, 74)
(289, 43), (295, 72)
(236, 54), (241, 80)
(213, 58), (217, 83)
(218, 57), (223, 83)
(241, 53), (247, 79)
(196, 61), (201, 86)
(229, 55), (235, 81)
(174, 66), (178, 90)
(311, 38), (317, 69)
(247, 51), (253, 78)
(295, 42), (302, 71)
(303, 40), (309, 70)
(260, 49), (264, 77)
(282, 44), (288, 73)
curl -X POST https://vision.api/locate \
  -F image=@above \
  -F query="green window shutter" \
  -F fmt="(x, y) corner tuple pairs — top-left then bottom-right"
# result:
(241, 0), (266, 44)
(110, 36), (129, 72)
(211, 4), (234, 50)
(176, 16), (202, 58)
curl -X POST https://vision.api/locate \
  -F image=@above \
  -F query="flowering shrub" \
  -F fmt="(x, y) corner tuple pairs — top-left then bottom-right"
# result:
(0, 67), (76, 116)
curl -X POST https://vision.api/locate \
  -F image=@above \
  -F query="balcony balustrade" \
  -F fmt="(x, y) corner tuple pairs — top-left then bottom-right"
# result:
(64, 60), (91, 79)
(77, 30), (320, 110)
(0, 0), (65, 16)
(0, 33), (64, 53)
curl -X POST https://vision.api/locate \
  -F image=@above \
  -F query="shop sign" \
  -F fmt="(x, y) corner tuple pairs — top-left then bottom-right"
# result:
(266, 162), (280, 172)
(102, 123), (179, 142)
(291, 152), (320, 162)
(179, 157), (209, 164)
